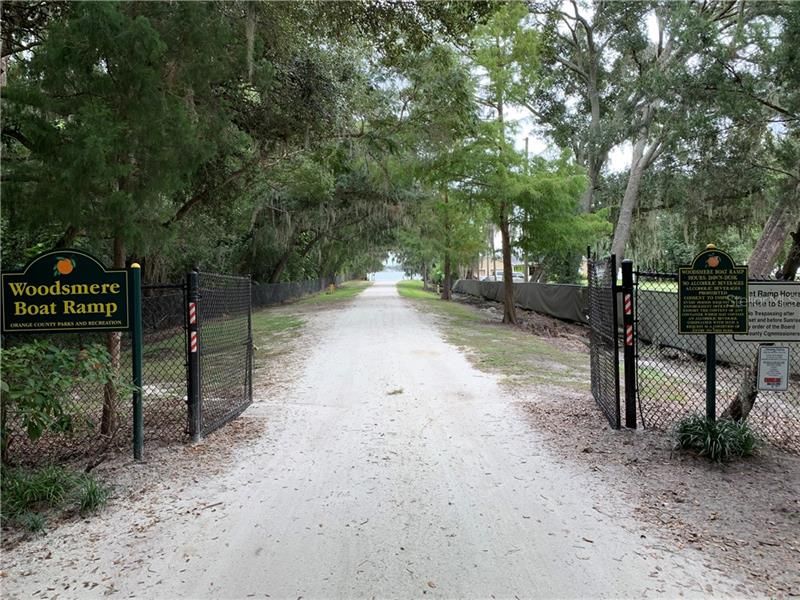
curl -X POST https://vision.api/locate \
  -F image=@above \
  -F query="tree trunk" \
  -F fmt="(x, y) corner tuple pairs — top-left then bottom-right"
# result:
(441, 253), (451, 301)
(748, 202), (792, 277)
(267, 249), (292, 283)
(268, 230), (309, 284)
(499, 202), (517, 324)
(441, 189), (451, 301)
(245, 1), (256, 83)
(579, 155), (604, 213)
(578, 62), (604, 213)
(722, 212), (799, 421)
(101, 235), (125, 436)
(610, 136), (647, 260)
(720, 359), (758, 421)
(54, 225), (79, 249)
(610, 105), (661, 261)
(780, 221), (800, 281)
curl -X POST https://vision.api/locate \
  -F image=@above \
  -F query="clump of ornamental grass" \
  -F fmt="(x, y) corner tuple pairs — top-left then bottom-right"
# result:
(1, 465), (110, 532)
(674, 415), (760, 462)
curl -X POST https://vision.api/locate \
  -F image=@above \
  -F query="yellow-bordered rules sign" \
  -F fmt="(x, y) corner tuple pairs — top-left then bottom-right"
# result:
(1, 249), (129, 333)
(678, 246), (748, 335)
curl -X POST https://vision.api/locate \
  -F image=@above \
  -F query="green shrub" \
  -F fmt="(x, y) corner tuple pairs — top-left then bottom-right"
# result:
(674, 415), (760, 462)
(0, 340), (131, 460)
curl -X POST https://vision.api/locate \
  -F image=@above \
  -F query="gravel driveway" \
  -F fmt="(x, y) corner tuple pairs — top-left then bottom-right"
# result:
(1, 281), (748, 598)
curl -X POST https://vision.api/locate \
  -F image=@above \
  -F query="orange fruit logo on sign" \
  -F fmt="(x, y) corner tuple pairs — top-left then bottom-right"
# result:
(706, 255), (720, 268)
(54, 257), (76, 276)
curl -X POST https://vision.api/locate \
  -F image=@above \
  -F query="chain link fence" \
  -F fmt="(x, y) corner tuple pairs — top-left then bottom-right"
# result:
(636, 272), (800, 452)
(197, 272), (252, 436)
(587, 255), (621, 429)
(133, 285), (189, 443)
(251, 276), (344, 308)
(2, 268), (343, 464)
(1, 284), (188, 465)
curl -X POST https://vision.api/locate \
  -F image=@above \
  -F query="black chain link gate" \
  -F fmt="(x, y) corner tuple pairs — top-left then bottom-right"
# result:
(195, 272), (253, 436)
(587, 254), (621, 429)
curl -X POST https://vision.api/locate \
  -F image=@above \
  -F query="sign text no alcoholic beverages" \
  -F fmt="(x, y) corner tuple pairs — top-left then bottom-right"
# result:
(678, 247), (748, 335)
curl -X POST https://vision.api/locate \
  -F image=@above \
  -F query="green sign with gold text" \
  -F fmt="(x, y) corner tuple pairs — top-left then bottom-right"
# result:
(1, 250), (129, 333)
(678, 247), (748, 335)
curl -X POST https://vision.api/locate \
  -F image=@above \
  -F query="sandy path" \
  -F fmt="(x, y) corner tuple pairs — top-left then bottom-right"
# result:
(2, 282), (746, 599)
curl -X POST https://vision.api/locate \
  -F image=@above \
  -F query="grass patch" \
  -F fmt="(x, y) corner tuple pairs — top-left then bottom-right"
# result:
(251, 311), (305, 361)
(250, 280), (371, 367)
(396, 280), (589, 388)
(638, 366), (690, 404)
(252, 312), (305, 336)
(396, 280), (442, 301)
(674, 415), (760, 462)
(77, 478), (110, 513)
(1, 465), (110, 532)
(639, 280), (678, 293)
(296, 280), (372, 305)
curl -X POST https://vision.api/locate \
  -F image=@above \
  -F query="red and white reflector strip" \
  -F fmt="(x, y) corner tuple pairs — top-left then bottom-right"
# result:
(625, 324), (634, 347)
(190, 331), (198, 353)
(624, 293), (633, 315)
(189, 302), (197, 325)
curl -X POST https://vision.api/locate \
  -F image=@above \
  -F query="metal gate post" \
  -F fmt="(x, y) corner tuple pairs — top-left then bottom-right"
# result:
(621, 260), (637, 428)
(247, 275), (253, 404)
(706, 334), (716, 422)
(187, 270), (201, 441)
(610, 254), (622, 429)
(130, 263), (144, 459)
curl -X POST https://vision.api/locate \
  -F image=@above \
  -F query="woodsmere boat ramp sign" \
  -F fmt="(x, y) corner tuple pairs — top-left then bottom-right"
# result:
(1, 249), (129, 333)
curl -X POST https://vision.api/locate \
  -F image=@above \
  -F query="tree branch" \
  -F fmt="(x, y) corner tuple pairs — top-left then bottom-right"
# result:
(569, 0), (595, 53)
(553, 55), (588, 80)
(1, 127), (35, 150)
(749, 162), (799, 182)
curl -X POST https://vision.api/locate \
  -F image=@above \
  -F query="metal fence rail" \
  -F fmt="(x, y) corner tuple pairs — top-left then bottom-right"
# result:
(587, 255), (621, 429)
(2, 284), (188, 465)
(251, 276), (343, 307)
(197, 272), (252, 436)
(636, 272), (800, 452)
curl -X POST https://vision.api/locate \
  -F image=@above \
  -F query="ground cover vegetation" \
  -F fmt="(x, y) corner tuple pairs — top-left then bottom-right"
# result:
(252, 281), (370, 362)
(1, 464), (110, 534)
(397, 280), (588, 389)
(673, 414), (760, 462)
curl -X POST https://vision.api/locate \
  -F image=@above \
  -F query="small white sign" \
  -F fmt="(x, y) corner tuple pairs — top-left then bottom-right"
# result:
(757, 346), (790, 392)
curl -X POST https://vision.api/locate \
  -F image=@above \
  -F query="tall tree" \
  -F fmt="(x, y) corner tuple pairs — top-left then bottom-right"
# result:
(469, 2), (538, 323)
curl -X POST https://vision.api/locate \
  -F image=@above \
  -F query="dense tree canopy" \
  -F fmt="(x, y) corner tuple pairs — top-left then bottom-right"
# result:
(2, 0), (798, 300)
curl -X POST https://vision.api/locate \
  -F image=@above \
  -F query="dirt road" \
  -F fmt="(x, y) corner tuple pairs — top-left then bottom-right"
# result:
(2, 282), (748, 598)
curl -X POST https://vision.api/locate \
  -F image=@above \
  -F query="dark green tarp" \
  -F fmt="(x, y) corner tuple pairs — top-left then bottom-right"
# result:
(452, 280), (588, 324)
(453, 279), (798, 374)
